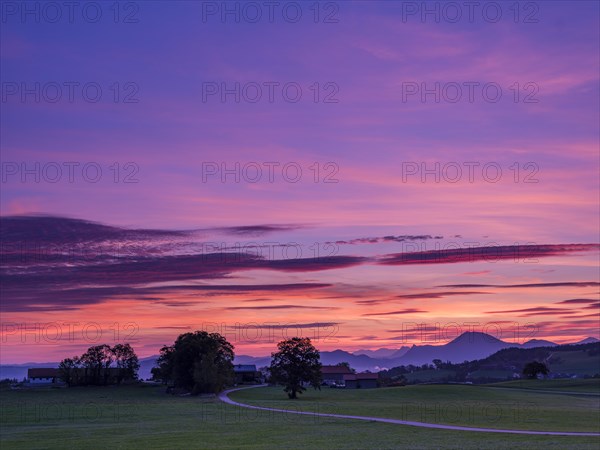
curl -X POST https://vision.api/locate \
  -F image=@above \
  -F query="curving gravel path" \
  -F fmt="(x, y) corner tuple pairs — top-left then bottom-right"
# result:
(219, 385), (600, 437)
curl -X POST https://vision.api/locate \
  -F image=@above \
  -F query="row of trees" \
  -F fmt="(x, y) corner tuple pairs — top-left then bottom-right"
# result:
(151, 332), (322, 398)
(57, 332), (325, 398)
(59, 343), (139, 386)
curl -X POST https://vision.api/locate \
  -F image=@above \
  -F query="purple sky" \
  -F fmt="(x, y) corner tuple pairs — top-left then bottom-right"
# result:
(1, 1), (598, 362)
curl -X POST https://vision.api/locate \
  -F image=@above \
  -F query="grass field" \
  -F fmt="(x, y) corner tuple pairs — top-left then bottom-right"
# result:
(467, 369), (514, 380)
(1, 382), (599, 449)
(488, 379), (600, 393)
(404, 369), (457, 382)
(231, 381), (600, 433)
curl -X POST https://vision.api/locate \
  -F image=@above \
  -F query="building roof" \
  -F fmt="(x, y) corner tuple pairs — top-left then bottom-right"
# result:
(28, 368), (60, 378)
(233, 364), (257, 372)
(321, 365), (354, 375)
(343, 372), (379, 381)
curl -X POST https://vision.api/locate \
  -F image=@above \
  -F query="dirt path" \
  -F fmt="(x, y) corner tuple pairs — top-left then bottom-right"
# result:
(219, 385), (600, 436)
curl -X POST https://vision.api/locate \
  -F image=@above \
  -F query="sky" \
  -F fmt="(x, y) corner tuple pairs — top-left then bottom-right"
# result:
(0, 1), (599, 363)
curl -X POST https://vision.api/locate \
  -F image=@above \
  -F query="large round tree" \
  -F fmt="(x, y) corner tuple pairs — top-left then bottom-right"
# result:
(156, 331), (235, 394)
(522, 361), (549, 379)
(269, 337), (322, 399)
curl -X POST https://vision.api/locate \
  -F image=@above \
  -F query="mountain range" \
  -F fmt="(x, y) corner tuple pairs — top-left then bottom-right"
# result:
(2, 334), (597, 380)
(234, 334), (599, 373)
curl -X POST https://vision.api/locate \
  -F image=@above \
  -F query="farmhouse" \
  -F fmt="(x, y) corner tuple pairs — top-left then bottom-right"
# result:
(343, 372), (379, 389)
(321, 365), (354, 386)
(233, 364), (260, 384)
(28, 368), (61, 384)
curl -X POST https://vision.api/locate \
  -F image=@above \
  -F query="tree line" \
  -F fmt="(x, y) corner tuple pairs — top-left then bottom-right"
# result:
(59, 343), (139, 386)
(58, 332), (323, 398)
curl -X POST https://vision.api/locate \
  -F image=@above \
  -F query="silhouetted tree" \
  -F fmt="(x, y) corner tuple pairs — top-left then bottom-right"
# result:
(155, 331), (235, 394)
(80, 344), (114, 385)
(336, 362), (355, 373)
(112, 343), (140, 383)
(58, 356), (80, 386)
(153, 345), (175, 385)
(58, 344), (139, 386)
(522, 361), (549, 379)
(269, 337), (322, 399)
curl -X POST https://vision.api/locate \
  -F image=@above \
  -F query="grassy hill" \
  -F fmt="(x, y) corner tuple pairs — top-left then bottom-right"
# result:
(380, 342), (600, 384)
(547, 350), (600, 376)
(404, 369), (457, 383)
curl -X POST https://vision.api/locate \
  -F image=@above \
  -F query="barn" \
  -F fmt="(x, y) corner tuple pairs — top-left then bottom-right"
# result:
(233, 364), (260, 384)
(343, 372), (379, 389)
(321, 365), (354, 386)
(28, 368), (61, 384)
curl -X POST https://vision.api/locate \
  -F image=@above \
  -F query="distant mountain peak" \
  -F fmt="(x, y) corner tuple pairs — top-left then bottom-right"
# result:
(330, 349), (348, 355)
(522, 339), (557, 348)
(448, 331), (504, 345)
(353, 347), (407, 359)
(575, 337), (599, 344)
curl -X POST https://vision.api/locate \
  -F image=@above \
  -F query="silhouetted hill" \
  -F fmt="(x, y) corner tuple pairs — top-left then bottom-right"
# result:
(522, 339), (558, 348)
(380, 341), (600, 384)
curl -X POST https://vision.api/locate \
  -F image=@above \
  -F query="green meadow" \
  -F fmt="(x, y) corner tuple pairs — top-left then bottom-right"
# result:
(488, 378), (600, 393)
(1, 381), (599, 449)
(232, 381), (600, 433)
